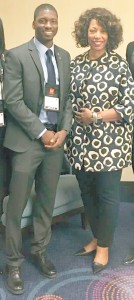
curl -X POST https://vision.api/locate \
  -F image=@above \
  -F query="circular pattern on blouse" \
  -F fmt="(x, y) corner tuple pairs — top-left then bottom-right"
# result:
(67, 51), (133, 172)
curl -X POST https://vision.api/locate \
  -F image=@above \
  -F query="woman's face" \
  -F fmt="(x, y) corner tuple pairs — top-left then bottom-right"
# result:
(88, 19), (108, 55)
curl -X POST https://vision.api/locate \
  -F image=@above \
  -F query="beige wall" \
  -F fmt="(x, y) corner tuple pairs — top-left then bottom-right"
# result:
(1, 0), (134, 180)
(1, 0), (134, 59)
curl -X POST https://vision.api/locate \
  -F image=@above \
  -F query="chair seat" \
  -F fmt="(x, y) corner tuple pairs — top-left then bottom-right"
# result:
(1, 174), (83, 228)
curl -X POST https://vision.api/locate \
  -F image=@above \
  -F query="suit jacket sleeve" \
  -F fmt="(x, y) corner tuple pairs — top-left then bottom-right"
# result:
(54, 47), (72, 133)
(3, 50), (45, 140)
(126, 42), (134, 79)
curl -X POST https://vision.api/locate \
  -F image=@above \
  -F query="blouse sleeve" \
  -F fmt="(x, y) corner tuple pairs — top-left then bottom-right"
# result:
(114, 61), (134, 124)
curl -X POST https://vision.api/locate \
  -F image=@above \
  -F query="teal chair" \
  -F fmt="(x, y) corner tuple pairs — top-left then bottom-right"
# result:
(1, 174), (85, 229)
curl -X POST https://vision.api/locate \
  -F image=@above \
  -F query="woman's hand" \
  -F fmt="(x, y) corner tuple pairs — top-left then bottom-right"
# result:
(75, 108), (93, 125)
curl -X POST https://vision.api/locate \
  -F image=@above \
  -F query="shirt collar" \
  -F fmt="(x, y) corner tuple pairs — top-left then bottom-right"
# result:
(34, 37), (55, 56)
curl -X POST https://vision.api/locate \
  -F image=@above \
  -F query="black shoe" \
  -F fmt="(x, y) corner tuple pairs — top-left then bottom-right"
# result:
(4, 265), (24, 295)
(92, 262), (108, 274)
(32, 252), (57, 279)
(75, 248), (96, 256)
(123, 252), (134, 265)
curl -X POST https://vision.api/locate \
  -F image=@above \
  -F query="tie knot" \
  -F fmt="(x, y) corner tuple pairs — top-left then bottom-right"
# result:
(46, 49), (53, 61)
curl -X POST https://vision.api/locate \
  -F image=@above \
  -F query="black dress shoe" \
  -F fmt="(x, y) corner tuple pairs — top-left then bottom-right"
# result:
(123, 253), (134, 265)
(32, 252), (57, 279)
(92, 262), (108, 274)
(4, 265), (24, 295)
(75, 247), (96, 256)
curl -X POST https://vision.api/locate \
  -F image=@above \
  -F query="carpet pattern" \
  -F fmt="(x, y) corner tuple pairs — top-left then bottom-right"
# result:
(0, 202), (133, 300)
(29, 267), (134, 300)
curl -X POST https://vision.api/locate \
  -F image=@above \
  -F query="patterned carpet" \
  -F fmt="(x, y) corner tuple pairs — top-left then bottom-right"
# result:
(25, 267), (134, 300)
(0, 202), (133, 300)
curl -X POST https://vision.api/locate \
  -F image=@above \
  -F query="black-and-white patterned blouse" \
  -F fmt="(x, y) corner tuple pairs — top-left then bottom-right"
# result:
(67, 51), (134, 172)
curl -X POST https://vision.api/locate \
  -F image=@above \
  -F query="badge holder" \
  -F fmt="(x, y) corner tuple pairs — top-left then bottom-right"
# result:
(0, 81), (6, 127)
(44, 84), (60, 111)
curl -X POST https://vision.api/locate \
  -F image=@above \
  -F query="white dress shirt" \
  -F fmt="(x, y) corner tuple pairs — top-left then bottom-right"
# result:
(34, 37), (59, 137)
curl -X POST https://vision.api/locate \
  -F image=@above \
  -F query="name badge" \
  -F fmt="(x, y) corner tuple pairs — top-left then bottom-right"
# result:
(44, 84), (60, 111)
(0, 112), (5, 127)
(0, 99), (5, 127)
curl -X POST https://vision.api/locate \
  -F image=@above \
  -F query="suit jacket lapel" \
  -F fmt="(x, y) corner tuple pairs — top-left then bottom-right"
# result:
(54, 46), (65, 123)
(28, 39), (45, 93)
(54, 46), (64, 99)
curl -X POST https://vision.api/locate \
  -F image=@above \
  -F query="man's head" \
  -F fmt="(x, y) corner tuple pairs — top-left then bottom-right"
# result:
(32, 4), (58, 48)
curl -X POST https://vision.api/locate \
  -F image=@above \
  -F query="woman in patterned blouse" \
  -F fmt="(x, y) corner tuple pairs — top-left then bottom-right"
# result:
(67, 7), (134, 274)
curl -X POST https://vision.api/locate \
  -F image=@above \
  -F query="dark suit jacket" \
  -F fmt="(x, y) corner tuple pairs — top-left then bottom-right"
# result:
(126, 41), (134, 79)
(126, 42), (134, 171)
(3, 38), (72, 152)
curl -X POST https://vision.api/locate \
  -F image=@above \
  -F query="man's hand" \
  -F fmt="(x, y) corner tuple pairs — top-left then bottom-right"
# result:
(75, 108), (93, 125)
(41, 130), (55, 145)
(45, 130), (68, 150)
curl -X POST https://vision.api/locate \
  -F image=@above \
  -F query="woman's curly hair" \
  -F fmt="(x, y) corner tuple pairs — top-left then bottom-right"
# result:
(72, 7), (123, 51)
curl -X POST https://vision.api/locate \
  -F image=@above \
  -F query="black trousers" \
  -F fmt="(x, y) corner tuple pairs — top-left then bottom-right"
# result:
(6, 140), (64, 266)
(132, 136), (134, 172)
(75, 169), (122, 247)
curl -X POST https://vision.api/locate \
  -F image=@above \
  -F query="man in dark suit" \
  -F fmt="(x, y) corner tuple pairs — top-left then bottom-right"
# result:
(126, 42), (134, 79)
(123, 41), (134, 266)
(3, 3), (72, 294)
(0, 18), (11, 219)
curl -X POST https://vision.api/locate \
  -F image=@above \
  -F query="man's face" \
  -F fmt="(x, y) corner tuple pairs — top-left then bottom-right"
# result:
(33, 9), (58, 47)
